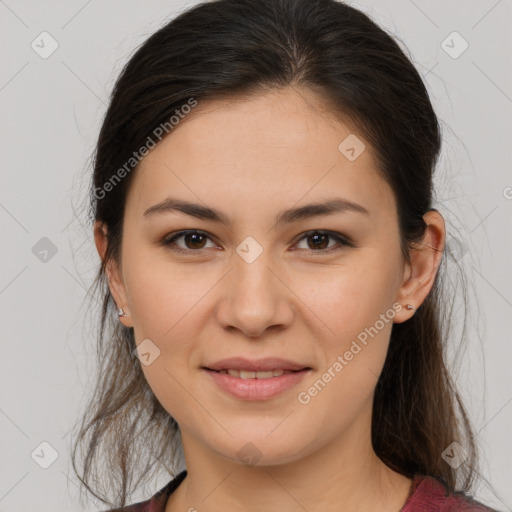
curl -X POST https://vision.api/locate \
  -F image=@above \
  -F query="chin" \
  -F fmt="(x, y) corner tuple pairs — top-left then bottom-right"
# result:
(211, 432), (311, 468)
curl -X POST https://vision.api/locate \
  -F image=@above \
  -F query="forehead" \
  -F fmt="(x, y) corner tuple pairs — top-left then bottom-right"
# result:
(127, 87), (397, 226)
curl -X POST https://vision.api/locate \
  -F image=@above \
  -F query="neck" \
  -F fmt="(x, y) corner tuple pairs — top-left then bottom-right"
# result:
(166, 409), (413, 512)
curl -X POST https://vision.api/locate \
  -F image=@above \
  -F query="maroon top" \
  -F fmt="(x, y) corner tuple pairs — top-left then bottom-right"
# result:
(106, 470), (499, 512)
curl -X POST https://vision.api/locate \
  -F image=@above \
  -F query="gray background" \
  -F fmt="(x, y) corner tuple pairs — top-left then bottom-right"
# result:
(1, 0), (511, 510)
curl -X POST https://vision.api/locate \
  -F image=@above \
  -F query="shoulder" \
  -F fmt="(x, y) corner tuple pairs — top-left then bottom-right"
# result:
(103, 503), (149, 512)
(101, 470), (187, 512)
(401, 474), (499, 512)
(102, 498), (159, 512)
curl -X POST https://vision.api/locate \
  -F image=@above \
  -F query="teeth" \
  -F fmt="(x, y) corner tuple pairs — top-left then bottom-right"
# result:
(221, 369), (289, 379)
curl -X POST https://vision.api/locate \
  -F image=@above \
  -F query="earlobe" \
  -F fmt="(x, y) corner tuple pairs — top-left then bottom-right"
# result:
(106, 261), (133, 327)
(393, 210), (445, 324)
(117, 307), (130, 318)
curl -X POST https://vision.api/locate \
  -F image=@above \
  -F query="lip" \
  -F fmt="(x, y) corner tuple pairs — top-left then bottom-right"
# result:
(203, 357), (310, 372)
(203, 367), (311, 401)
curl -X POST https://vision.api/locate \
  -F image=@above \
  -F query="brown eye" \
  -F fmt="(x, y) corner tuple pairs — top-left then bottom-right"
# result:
(294, 231), (353, 254)
(182, 232), (208, 249)
(306, 233), (330, 250)
(162, 229), (353, 256)
(162, 230), (216, 253)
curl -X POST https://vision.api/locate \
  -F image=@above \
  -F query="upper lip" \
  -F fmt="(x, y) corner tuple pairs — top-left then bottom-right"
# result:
(203, 357), (311, 372)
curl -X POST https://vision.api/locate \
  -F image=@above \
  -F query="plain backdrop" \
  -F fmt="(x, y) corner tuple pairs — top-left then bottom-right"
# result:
(1, 0), (511, 511)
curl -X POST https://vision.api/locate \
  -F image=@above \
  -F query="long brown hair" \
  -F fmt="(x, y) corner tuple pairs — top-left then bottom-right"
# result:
(72, 0), (481, 506)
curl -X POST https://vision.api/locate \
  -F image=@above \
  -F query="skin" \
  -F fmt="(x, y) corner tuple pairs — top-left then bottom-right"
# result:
(95, 86), (445, 512)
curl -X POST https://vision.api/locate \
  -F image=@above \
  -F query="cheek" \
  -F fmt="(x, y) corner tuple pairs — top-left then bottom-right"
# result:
(121, 252), (213, 407)
(297, 258), (397, 339)
(123, 250), (212, 339)
(293, 258), (398, 401)
(126, 266), (206, 425)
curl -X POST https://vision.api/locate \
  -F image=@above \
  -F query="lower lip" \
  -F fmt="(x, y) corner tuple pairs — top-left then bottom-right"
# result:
(203, 369), (310, 401)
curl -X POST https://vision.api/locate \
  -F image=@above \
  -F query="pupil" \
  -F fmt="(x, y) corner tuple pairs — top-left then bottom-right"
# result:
(310, 233), (328, 250)
(187, 233), (205, 249)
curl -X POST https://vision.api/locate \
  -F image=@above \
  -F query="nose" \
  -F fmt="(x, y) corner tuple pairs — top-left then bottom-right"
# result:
(215, 250), (294, 338)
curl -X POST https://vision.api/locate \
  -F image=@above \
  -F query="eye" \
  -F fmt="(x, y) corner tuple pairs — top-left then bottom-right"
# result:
(161, 229), (353, 255)
(162, 230), (218, 254)
(293, 230), (353, 254)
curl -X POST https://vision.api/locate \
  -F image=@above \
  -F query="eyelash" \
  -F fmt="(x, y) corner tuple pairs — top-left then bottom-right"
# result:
(161, 229), (354, 255)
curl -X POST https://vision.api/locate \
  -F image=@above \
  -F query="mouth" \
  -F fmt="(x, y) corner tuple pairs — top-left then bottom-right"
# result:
(202, 366), (312, 400)
(203, 368), (307, 379)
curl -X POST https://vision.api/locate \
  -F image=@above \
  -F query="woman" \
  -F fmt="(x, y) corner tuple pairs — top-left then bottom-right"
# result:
(72, 0), (499, 510)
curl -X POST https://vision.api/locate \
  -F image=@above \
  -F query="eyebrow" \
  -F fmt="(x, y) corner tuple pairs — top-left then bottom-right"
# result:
(143, 196), (369, 226)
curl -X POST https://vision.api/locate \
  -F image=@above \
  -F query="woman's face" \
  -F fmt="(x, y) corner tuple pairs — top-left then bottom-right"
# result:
(100, 87), (436, 468)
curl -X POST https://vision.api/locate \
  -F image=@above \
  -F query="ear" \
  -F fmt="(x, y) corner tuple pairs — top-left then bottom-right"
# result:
(393, 209), (445, 324)
(93, 220), (133, 328)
